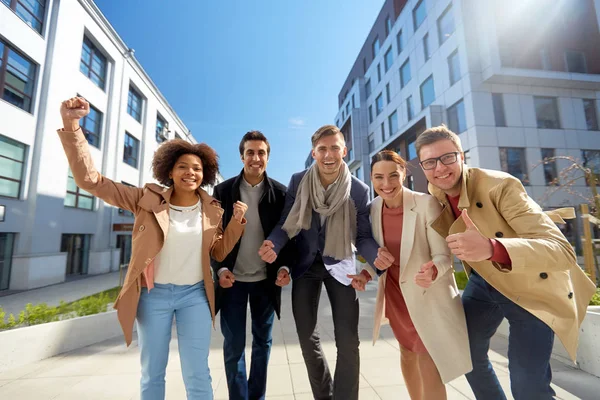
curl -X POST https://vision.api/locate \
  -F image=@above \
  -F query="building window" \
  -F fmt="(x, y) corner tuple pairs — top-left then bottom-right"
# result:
(336, 119), (340, 127)
(65, 169), (94, 210)
(0, 135), (25, 198)
(582, 150), (600, 184)
(384, 47), (393, 72)
(127, 86), (142, 122)
(386, 83), (391, 104)
(346, 102), (350, 116)
(534, 96), (560, 129)
(423, 33), (431, 61)
(352, 94), (355, 108)
(0, 39), (36, 113)
(397, 30), (404, 54)
(342, 111), (345, 120)
(464, 150), (471, 165)
(385, 16), (392, 37)
(368, 105), (374, 123)
(448, 49), (460, 86)
(356, 167), (362, 180)
(365, 79), (372, 98)
(123, 132), (140, 168)
(492, 93), (506, 127)
(499, 147), (528, 184)
(61, 234), (90, 276)
(420, 75), (435, 109)
(156, 113), (169, 143)
(413, 0), (426, 30)
(447, 99), (466, 133)
(583, 99), (598, 131)
(407, 137), (417, 160)
(363, 57), (367, 74)
(541, 148), (558, 186)
(1, 0), (45, 33)
(175, 132), (182, 140)
(118, 181), (135, 217)
(377, 63), (382, 82)
(372, 37), (380, 58)
(437, 4), (455, 45)
(381, 122), (386, 142)
(540, 48), (552, 70)
(368, 133), (375, 153)
(565, 50), (586, 73)
(400, 59), (411, 88)
(407, 96), (414, 121)
(0, 232), (15, 291)
(376, 93), (384, 115)
(81, 102), (102, 148)
(388, 110), (398, 135)
(80, 36), (107, 90)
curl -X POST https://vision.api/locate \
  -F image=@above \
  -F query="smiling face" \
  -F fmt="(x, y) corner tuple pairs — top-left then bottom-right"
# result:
(312, 133), (347, 182)
(371, 160), (405, 202)
(170, 154), (203, 193)
(242, 140), (268, 181)
(419, 139), (464, 196)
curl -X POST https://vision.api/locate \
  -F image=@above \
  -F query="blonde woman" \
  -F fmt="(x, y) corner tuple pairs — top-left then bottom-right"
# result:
(349, 150), (471, 400)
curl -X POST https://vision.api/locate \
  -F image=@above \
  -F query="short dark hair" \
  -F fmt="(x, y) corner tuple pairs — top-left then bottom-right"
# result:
(370, 150), (407, 171)
(239, 131), (270, 156)
(311, 125), (345, 148)
(152, 139), (219, 187)
(415, 124), (463, 159)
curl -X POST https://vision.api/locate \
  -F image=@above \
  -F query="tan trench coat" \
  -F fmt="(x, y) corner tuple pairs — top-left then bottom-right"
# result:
(429, 166), (596, 362)
(58, 129), (244, 345)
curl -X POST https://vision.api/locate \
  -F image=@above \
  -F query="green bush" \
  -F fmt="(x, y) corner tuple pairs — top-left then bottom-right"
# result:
(590, 288), (600, 306)
(454, 271), (468, 290)
(0, 286), (121, 331)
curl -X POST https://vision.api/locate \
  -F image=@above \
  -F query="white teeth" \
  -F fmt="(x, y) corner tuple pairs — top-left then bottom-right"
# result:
(437, 174), (450, 179)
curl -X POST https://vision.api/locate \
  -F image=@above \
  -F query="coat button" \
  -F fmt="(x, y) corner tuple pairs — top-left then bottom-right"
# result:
(539, 272), (548, 279)
(495, 232), (503, 238)
(139, 225), (145, 232)
(568, 292), (573, 299)
(476, 202), (483, 208)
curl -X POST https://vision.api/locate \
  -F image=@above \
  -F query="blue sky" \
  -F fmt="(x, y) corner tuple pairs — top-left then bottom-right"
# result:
(94, 0), (383, 185)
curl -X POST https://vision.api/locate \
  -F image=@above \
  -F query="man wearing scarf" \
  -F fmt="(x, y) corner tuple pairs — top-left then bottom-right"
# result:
(259, 125), (393, 400)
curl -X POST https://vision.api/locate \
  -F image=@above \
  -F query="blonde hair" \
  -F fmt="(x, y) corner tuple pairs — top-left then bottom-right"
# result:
(415, 124), (463, 159)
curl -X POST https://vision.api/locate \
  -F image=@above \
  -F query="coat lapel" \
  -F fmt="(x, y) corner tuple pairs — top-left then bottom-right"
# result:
(399, 189), (416, 282)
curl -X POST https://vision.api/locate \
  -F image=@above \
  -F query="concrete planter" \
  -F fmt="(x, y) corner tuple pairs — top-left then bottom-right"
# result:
(0, 310), (129, 373)
(495, 307), (600, 378)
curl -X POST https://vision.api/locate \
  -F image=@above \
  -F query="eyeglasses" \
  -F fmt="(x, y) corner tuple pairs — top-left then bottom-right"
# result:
(419, 152), (460, 170)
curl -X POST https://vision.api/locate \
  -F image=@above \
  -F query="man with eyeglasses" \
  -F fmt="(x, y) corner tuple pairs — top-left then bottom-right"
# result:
(414, 125), (595, 400)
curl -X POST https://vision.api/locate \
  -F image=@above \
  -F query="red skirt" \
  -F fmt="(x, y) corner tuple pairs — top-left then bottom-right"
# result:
(384, 263), (427, 353)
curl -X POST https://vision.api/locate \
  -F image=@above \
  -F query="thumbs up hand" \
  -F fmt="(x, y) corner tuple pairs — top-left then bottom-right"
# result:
(414, 260), (438, 288)
(446, 209), (493, 262)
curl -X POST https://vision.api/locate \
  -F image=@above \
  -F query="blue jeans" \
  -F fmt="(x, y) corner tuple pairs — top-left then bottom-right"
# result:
(220, 279), (275, 400)
(137, 282), (213, 400)
(462, 271), (555, 400)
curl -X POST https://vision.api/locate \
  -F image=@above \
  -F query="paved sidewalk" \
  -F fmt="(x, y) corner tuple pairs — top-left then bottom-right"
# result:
(0, 271), (122, 316)
(0, 283), (598, 399)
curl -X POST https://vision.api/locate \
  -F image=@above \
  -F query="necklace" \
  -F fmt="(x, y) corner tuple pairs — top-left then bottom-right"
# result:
(169, 204), (199, 213)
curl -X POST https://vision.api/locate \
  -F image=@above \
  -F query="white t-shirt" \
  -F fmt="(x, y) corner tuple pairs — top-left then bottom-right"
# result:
(154, 200), (203, 285)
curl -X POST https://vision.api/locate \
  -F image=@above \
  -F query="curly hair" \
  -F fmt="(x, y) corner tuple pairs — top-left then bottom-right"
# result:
(152, 139), (219, 187)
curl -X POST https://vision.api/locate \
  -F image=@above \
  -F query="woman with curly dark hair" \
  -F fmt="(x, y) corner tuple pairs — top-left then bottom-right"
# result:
(57, 97), (247, 400)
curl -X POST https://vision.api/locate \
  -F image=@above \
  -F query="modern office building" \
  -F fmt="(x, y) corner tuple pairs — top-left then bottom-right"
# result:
(0, 0), (217, 291)
(334, 0), (600, 243)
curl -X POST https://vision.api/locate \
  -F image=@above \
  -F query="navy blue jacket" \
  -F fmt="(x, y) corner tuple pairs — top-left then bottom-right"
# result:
(267, 169), (379, 280)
